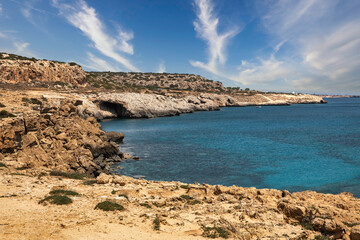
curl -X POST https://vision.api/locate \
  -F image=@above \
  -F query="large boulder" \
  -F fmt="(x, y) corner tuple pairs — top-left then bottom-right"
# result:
(277, 201), (306, 221)
(351, 226), (360, 240)
(106, 131), (124, 143)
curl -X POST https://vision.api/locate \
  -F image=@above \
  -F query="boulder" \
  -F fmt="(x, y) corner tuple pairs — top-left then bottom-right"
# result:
(106, 131), (124, 143)
(277, 201), (306, 221)
(351, 226), (360, 240)
(96, 173), (112, 184)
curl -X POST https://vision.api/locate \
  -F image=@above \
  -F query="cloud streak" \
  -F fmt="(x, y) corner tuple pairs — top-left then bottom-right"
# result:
(231, 0), (360, 93)
(83, 52), (121, 72)
(157, 61), (166, 73)
(190, 0), (239, 75)
(52, 0), (139, 72)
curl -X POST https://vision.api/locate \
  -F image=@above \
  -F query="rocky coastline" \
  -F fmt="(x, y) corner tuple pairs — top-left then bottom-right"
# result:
(2, 54), (359, 240)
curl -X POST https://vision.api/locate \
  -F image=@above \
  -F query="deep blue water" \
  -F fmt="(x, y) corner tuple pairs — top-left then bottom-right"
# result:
(101, 98), (360, 196)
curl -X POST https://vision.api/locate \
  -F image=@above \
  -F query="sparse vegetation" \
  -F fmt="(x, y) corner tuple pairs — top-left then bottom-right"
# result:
(202, 226), (230, 239)
(343, 221), (360, 227)
(314, 235), (331, 240)
(95, 201), (124, 211)
(0, 162), (7, 168)
(82, 179), (97, 185)
(49, 189), (79, 196)
(180, 195), (201, 205)
(49, 171), (84, 180)
(0, 102), (5, 107)
(153, 215), (160, 231)
(0, 110), (15, 118)
(39, 195), (73, 205)
(140, 203), (152, 209)
(118, 194), (129, 199)
(180, 185), (189, 189)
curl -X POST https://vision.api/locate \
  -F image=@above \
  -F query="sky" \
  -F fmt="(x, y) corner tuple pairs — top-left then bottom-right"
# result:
(0, 0), (359, 94)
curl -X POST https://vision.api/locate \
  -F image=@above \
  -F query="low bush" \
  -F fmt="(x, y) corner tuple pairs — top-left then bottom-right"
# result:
(140, 203), (152, 209)
(202, 226), (230, 239)
(0, 162), (7, 168)
(0, 102), (5, 107)
(50, 171), (84, 180)
(95, 201), (124, 211)
(0, 110), (15, 118)
(39, 195), (73, 205)
(83, 180), (97, 185)
(153, 215), (160, 231)
(49, 189), (79, 196)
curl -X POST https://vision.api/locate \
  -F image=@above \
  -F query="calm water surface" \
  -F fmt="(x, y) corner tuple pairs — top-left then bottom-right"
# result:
(101, 98), (360, 196)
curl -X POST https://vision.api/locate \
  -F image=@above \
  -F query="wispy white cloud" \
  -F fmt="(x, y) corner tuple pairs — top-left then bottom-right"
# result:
(0, 32), (6, 39)
(157, 61), (166, 73)
(232, 0), (360, 93)
(82, 52), (120, 72)
(13, 42), (37, 57)
(190, 0), (239, 75)
(0, 3), (3, 15)
(231, 55), (293, 86)
(52, 0), (139, 72)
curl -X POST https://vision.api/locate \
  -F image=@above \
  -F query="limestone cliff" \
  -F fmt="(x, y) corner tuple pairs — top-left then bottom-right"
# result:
(76, 92), (325, 119)
(0, 53), (86, 85)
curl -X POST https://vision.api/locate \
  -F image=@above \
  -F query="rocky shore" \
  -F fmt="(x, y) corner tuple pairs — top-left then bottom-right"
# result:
(1, 88), (359, 240)
(2, 54), (359, 240)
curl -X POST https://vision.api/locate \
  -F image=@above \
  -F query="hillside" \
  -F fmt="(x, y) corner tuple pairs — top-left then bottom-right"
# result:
(0, 53), (85, 86)
(86, 71), (226, 92)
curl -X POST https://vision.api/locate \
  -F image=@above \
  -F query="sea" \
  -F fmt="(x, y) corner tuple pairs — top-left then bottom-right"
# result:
(101, 98), (360, 196)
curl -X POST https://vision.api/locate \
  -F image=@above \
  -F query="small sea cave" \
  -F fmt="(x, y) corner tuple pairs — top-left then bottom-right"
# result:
(98, 101), (128, 118)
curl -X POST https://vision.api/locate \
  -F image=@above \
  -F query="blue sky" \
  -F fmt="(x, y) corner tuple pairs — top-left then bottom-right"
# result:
(0, 0), (359, 94)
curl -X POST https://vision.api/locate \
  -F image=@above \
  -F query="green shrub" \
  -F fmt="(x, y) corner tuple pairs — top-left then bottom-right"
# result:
(153, 215), (160, 231)
(140, 203), (152, 209)
(50, 171), (84, 180)
(49, 189), (79, 196)
(39, 195), (73, 205)
(343, 222), (359, 227)
(0, 162), (7, 168)
(180, 195), (191, 200)
(83, 180), (97, 185)
(30, 98), (42, 105)
(314, 235), (331, 240)
(95, 201), (124, 211)
(180, 185), (189, 189)
(118, 194), (129, 199)
(202, 226), (230, 239)
(15, 166), (30, 170)
(0, 110), (15, 118)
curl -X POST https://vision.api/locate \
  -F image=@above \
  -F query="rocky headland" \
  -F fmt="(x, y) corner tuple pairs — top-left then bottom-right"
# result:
(1, 54), (359, 240)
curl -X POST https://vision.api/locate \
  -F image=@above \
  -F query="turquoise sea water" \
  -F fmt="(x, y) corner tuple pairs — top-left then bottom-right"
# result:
(101, 98), (360, 196)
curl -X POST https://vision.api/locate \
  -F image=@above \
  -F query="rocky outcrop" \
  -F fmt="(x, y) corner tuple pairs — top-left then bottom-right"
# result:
(0, 100), (123, 176)
(0, 53), (85, 85)
(76, 92), (325, 119)
(86, 71), (225, 91)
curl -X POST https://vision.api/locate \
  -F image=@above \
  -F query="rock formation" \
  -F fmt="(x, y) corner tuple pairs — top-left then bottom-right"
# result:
(0, 53), (86, 85)
(0, 100), (123, 176)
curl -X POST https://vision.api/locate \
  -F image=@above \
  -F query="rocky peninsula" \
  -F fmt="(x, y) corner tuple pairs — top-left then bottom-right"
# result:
(1, 53), (359, 240)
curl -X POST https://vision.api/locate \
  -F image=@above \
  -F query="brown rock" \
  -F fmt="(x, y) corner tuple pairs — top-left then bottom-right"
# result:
(277, 201), (306, 221)
(96, 173), (112, 184)
(107, 131), (124, 143)
(350, 226), (360, 240)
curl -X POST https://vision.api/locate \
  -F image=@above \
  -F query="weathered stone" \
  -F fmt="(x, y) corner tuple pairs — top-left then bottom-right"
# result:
(277, 201), (306, 221)
(96, 173), (112, 184)
(351, 226), (360, 240)
(106, 131), (124, 143)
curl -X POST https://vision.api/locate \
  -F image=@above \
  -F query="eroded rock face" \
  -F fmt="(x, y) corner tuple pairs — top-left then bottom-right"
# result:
(0, 58), (86, 85)
(77, 92), (325, 119)
(0, 101), (123, 176)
